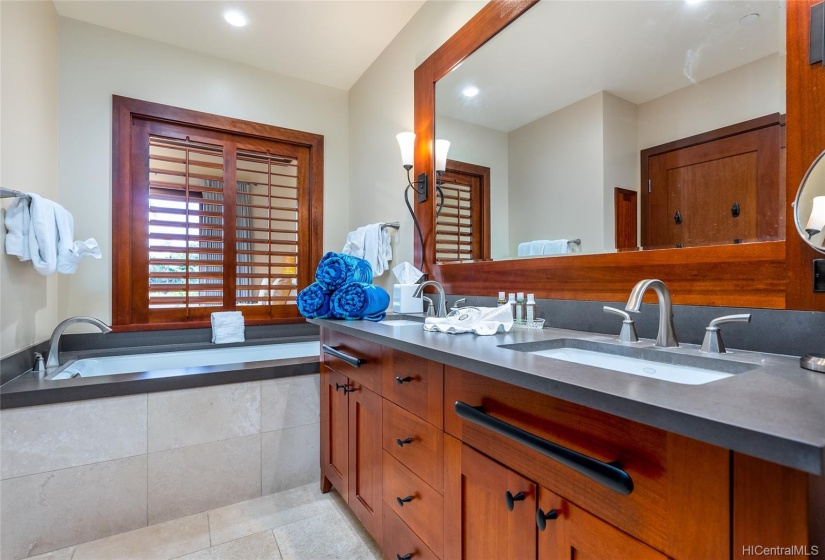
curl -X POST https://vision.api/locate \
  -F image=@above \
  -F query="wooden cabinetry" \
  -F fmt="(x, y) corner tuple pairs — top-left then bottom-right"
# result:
(320, 331), (383, 542)
(319, 329), (813, 560)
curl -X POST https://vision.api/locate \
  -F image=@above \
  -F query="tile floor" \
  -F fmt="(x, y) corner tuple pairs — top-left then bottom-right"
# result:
(25, 484), (381, 560)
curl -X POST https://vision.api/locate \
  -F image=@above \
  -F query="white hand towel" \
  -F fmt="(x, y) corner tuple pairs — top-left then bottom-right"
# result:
(342, 223), (392, 276)
(529, 240), (547, 256)
(423, 305), (514, 335)
(517, 242), (530, 257)
(53, 202), (101, 274)
(541, 239), (570, 255)
(211, 311), (245, 344)
(4, 197), (31, 261)
(28, 194), (58, 275)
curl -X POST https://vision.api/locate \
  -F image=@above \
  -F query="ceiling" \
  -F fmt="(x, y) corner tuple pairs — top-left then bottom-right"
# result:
(436, 0), (785, 132)
(53, 0), (426, 91)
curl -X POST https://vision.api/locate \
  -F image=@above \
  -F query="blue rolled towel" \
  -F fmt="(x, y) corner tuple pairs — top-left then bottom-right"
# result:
(296, 282), (332, 319)
(330, 282), (390, 322)
(315, 252), (373, 291)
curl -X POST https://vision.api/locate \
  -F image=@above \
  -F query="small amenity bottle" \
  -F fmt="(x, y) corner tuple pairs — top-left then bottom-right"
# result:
(498, 291), (507, 306)
(526, 294), (536, 322)
(508, 293), (516, 320)
(516, 292), (525, 322)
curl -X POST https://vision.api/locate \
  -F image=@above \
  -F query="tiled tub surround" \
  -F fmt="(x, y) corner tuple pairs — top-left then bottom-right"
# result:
(0, 376), (321, 560)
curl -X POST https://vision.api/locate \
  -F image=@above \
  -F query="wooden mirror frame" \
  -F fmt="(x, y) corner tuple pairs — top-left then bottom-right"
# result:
(413, 0), (825, 311)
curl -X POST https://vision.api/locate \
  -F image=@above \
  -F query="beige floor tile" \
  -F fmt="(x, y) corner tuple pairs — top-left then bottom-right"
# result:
(173, 531), (282, 560)
(272, 510), (379, 560)
(72, 513), (210, 560)
(208, 486), (321, 546)
(25, 546), (75, 560)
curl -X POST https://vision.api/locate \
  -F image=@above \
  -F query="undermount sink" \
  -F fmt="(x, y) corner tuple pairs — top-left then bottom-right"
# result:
(501, 339), (759, 385)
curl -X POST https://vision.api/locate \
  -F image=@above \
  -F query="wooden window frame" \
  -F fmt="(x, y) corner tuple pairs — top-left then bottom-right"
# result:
(112, 95), (323, 330)
(436, 159), (491, 262)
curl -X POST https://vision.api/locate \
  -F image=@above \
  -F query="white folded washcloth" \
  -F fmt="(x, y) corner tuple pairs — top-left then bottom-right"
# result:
(4, 197), (31, 261)
(342, 223), (392, 276)
(529, 240), (546, 256)
(211, 311), (245, 344)
(541, 239), (570, 255)
(423, 304), (514, 335)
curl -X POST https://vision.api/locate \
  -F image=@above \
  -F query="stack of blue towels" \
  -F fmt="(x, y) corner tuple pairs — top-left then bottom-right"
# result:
(297, 252), (390, 322)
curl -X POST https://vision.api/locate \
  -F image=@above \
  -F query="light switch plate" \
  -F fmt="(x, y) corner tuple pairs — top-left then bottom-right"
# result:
(814, 259), (825, 292)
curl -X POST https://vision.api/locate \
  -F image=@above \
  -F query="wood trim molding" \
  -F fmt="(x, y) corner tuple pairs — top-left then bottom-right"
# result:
(413, 1), (825, 310)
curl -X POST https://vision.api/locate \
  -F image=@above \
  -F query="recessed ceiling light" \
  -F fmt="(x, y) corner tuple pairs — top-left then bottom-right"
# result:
(739, 13), (760, 25)
(462, 86), (480, 98)
(224, 9), (248, 27)
(685, 0), (705, 4)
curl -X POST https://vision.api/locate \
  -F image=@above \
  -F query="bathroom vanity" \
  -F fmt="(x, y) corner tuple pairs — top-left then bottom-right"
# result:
(313, 319), (822, 560)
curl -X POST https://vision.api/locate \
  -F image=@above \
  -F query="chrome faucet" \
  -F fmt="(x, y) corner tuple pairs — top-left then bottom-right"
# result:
(413, 281), (447, 318)
(46, 316), (112, 368)
(624, 279), (679, 348)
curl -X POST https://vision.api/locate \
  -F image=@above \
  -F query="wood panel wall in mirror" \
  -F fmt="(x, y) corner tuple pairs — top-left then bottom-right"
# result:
(414, 0), (825, 310)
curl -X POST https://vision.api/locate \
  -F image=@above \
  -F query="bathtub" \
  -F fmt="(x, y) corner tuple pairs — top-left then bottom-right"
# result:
(50, 341), (320, 380)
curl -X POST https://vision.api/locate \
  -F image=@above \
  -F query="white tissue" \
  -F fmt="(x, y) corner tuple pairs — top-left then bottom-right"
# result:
(392, 262), (424, 284)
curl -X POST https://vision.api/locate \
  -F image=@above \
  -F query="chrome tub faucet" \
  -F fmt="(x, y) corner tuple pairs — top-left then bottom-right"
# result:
(46, 316), (112, 369)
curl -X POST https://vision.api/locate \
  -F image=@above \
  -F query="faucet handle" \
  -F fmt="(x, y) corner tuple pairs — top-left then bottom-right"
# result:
(603, 306), (638, 343)
(701, 314), (751, 354)
(422, 296), (436, 317)
(450, 298), (467, 311)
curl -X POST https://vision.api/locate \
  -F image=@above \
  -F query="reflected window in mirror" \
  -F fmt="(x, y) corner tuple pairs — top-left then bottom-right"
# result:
(434, 0), (786, 262)
(435, 160), (491, 262)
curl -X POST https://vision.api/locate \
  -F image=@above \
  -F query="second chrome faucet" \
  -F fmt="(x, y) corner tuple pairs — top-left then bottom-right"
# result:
(624, 279), (679, 348)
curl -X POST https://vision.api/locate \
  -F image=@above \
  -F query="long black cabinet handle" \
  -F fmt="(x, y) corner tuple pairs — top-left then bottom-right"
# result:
(454, 401), (634, 495)
(322, 345), (365, 368)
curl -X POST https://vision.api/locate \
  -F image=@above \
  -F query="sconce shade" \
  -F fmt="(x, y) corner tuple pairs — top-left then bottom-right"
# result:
(435, 139), (451, 173)
(806, 196), (825, 234)
(396, 132), (415, 168)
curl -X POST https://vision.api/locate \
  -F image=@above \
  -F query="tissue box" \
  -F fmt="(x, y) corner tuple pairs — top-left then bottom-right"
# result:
(393, 284), (423, 313)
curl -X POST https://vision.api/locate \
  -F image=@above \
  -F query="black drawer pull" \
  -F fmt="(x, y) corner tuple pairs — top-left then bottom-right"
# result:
(454, 401), (634, 495)
(396, 437), (413, 447)
(536, 507), (558, 531)
(322, 344), (365, 368)
(335, 383), (355, 394)
(396, 495), (413, 507)
(395, 376), (413, 384)
(397, 555), (412, 560)
(505, 490), (525, 511)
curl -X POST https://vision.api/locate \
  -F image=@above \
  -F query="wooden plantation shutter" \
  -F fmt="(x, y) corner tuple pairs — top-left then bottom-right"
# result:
(112, 96), (323, 329)
(435, 160), (491, 263)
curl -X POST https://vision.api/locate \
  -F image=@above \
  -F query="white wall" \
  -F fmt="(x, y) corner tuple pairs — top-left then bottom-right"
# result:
(602, 93), (638, 250)
(434, 115), (509, 259)
(508, 92), (605, 255)
(638, 54), (784, 151)
(57, 18), (350, 324)
(347, 1), (485, 292)
(0, 1), (59, 358)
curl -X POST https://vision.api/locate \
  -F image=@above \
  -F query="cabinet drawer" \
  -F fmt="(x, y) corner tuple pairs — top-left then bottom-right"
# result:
(444, 367), (729, 560)
(382, 349), (443, 428)
(383, 400), (443, 493)
(382, 507), (440, 560)
(322, 329), (383, 394)
(383, 451), (444, 557)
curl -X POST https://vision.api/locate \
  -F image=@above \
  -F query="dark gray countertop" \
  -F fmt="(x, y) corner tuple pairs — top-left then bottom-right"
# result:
(310, 317), (825, 476)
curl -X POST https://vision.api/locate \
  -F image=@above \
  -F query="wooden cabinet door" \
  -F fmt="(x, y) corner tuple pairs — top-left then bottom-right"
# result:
(320, 366), (349, 497)
(446, 439), (536, 560)
(348, 381), (383, 542)
(538, 487), (667, 560)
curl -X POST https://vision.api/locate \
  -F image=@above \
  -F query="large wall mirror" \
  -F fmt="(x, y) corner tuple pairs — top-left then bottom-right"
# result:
(433, 0), (786, 263)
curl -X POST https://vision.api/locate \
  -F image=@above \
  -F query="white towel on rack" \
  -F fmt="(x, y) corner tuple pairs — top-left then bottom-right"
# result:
(26, 194), (101, 275)
(4, 197), (31, 261)
(342, 223), (392, 276)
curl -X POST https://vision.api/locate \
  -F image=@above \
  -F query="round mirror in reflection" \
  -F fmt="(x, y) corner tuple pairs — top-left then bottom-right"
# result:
(794, 150), (825, 254)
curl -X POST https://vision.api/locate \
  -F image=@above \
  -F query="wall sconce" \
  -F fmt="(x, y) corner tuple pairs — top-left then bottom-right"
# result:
(396, 132), (429, 203)
(805, 196), (825, 240)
